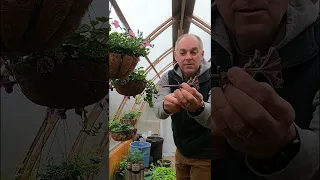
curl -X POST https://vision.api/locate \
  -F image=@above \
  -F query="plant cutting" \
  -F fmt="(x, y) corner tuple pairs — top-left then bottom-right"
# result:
(109, 20), (154, 78)
(120, 110), (142, 126)
(212, 47), (283, 89)
(0, 17), (109, 109)
(110, 67), (158, 107)
(109, 120), (137, 141)
(1, 0), (94, 53)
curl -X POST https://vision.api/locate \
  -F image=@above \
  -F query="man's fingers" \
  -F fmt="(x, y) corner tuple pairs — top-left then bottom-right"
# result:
(227, 67), (295, 127)
(259, 83), (295, 128)
(180, 83), (203, 100)
(227, 67), (269, 104)
(211, 87), (253, 138)
(174, 89), (188, 104)
(180, 89), (198, 105)
(165, 94), (181, 105)
(224, 85), (279, 134)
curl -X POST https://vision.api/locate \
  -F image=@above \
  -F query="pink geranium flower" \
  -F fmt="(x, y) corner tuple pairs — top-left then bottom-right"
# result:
(113, 20), (119, 28)
(128, 29), (135, 37)
(145, 42), (151, 47)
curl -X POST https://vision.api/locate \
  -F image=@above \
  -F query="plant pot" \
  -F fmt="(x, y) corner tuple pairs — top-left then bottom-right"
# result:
(110, 129), (137, 141)
(109, 53), (139, 78)
(120, 118), (138, 126)
(1, 0), (93, 53)
(11, 58), (108, 109)
(114, 80), (147, 96)
(114, 170), (125, 180)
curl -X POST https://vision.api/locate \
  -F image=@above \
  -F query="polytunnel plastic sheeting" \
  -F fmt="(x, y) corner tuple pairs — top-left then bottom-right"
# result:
(114, 0), (172, 38)
(189, 24), (211, 62)
(154, 51), (174, 72)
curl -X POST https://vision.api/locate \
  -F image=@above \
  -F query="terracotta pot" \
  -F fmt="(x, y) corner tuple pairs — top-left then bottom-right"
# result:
(1, 0), (93, 53)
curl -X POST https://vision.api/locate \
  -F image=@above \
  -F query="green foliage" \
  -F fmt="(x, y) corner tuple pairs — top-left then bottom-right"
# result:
(118, 159), (127, 171)
(59, 16), (109, 60)
(122, 110), (142, 119)
(111, 67), (147, 85)
(39, 156), (99, 180)
(109, 25), (154, 57)
(109, 120), (135, 132)
(144, 80), (158, 108)
(14, 17), (109, 64)
(111, 67), (158, 108)
(152, 167), (176, 180)
(125, 148), (145, 164)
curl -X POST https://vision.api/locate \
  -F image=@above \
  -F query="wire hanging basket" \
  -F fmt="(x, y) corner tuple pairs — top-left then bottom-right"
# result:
(1, 0), (94, 53)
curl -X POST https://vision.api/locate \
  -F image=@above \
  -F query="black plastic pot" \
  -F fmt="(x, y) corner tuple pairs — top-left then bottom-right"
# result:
(146, 136), (164, 163)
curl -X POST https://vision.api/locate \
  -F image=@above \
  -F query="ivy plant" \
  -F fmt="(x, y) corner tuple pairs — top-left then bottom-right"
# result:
(144, 80), (158, 108)
(109, 20), (154, 57)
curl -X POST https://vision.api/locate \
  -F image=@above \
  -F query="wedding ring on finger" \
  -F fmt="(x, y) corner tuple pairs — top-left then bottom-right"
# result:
(237, 130), (253, 140)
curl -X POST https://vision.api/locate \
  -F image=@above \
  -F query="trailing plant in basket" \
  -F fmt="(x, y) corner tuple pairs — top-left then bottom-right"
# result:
(110, 67), (158, 107)
(110, 20), (154, 57)
(0, 16), (110, 93)
(109, 120), (135, 132)
(122, 110), (142, 120)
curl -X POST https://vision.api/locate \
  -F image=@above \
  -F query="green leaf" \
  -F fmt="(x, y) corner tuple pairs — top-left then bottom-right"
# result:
(76, 24), (92, 33)
(90, 20), (99, 27)
(96, 17), (109, 23)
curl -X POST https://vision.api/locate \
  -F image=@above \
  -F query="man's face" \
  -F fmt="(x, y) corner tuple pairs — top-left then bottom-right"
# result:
(216, 0), (288, 39)
(174, 36), (204, 77)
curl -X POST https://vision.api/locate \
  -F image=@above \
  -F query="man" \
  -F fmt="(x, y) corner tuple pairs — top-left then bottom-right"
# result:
(153, 34), (214, 180)
(212, 0), (319, 180)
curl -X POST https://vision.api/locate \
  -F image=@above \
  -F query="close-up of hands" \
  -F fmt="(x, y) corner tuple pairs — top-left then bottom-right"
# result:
(211, 67), (297, 159)
(163, 83), (204, 114)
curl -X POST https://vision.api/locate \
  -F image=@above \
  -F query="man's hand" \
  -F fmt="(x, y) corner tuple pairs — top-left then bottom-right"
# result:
(163, 93), (182, 114)
(174, 83), (204, 112)
(212, 67), (297, 159)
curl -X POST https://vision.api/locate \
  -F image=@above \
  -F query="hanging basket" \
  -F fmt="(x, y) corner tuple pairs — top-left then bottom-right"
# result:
(110, 129), (137, 142)
(109, 53), (139, 79)
(120, 118), (138, 126)
(1, 0), (93, 53)
(114, 80), (147, 96)
(11, 57), (108, 109)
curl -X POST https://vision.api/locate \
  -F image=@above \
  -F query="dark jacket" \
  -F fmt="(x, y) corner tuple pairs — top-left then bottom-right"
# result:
(153, 59), (214, 159)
